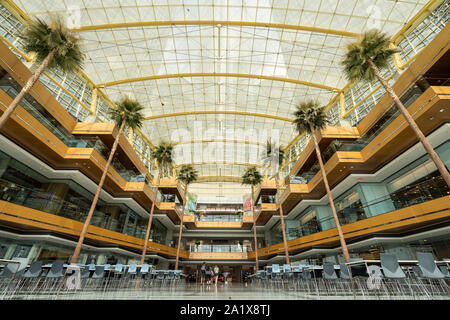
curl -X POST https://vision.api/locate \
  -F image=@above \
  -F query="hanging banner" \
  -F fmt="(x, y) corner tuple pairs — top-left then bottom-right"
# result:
(243, 198), (252, 211)
(188, 196), (197, 211)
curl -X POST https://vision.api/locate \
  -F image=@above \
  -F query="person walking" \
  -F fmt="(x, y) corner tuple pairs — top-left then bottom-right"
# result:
(200, 262), (206, 285)
(214, 265), (220, 286)
(205, 264), (212, 285)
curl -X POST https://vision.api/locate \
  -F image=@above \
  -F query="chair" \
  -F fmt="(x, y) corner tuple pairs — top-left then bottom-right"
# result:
(298, 267), (315, 294)
(81, 266), (91, 279)
(127, 264), (138, 281)
(380, 253), (406, 279)
(40, 261), (66, 297)
(270, 264), (283, 289)
(339, 263), (363, 297)
(167, 270), (175, 285)
(417, 253), (445, 279)
(320, 264), (340, 295)
(380, 253), (415, 297)
(22, 261), (45, 297)
(139, 264), (150, 279)
(282, 264), (293, 283)
(0, 259), (28, 299)
(156, 270), (165, 286)
(416, 252), (449, 297)
(88, 265), (106, 294)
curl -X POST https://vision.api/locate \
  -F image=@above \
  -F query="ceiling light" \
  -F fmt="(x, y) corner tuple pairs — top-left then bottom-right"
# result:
(439, 109), (445, 112)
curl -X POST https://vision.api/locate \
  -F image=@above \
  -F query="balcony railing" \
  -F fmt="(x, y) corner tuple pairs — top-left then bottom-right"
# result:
(285, 173), (449, 239)
(189, 244), (250, 253)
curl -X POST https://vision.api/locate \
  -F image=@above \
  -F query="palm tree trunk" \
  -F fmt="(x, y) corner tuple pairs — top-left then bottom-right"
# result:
(70, 119), (127, 264)
(139, 169), (161, 265)
(275, 173), (290, 265)
(175, 185), (188, 270)
(0, 48), (57, 130)
(367, 58), (450, 187)
(310, 125), (350, 263)
(251, 185), (259, 271)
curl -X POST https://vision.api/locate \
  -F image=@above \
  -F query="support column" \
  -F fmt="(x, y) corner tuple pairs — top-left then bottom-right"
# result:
(4, 244), (17, 260)
(27, 244), (41, 262)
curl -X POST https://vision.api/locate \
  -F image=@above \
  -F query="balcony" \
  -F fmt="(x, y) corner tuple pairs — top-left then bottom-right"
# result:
(252, 174), (450, 259)
(0, 189), (189, 258)
(188, 245), (250, 260)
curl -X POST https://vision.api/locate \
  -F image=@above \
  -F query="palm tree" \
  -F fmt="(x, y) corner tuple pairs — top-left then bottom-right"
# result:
(70, 97), (145, 263)
(342, 29), (450, 187)
(293, 101), (350, 263)
(242, 166), (263, 270)
(175, 164), (198, 270)
(0, 17), (84, 129)
(263, 140), (290, 264)
(139, 142), (174, 265)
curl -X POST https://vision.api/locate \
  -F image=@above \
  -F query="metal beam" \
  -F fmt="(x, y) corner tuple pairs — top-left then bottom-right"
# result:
(70, 20), (360, 38)
(97, 73), (340, 92)
(174, 161), (265, 168)
(145, 110), (293, 122)
(195, 176), (245, 183)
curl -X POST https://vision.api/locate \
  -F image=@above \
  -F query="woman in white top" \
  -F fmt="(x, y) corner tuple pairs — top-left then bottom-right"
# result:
(214, 265), (220, 285)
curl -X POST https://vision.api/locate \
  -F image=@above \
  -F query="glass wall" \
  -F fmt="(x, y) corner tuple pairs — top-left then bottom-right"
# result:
(282, 1), (450, 172)
(290, 233), (450, 266)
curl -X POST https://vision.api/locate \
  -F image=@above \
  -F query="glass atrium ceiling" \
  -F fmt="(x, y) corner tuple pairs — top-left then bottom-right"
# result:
(13, 0), (430, 180)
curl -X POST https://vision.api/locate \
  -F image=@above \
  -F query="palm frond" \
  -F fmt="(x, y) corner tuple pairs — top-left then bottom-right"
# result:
(150, 142), (174, 176)
(108, 96), (145, 130)
(20, 16), (84, 73)
(292, 100), (328, 135)
(242, 166), (263, 186)
(177, 165), (198, 185)
(341, 29), (398, 82)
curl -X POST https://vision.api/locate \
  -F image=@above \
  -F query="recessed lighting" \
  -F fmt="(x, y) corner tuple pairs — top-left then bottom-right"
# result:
(439, 109), (445, 112)
(429, 116), (434, 120)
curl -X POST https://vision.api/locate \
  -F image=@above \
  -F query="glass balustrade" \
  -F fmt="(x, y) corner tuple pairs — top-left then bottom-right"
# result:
(0, 179), (154, 239)
(287, 174), (449, 238)
(196, 214), (243, 222)
(189, 244), (250, 253)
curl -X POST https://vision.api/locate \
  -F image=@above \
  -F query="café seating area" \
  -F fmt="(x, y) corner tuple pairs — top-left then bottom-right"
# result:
(248, 253), (450, 300)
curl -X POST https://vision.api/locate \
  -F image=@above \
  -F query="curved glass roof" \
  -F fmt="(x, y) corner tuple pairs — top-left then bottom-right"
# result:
(13, 0), (429, 180)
